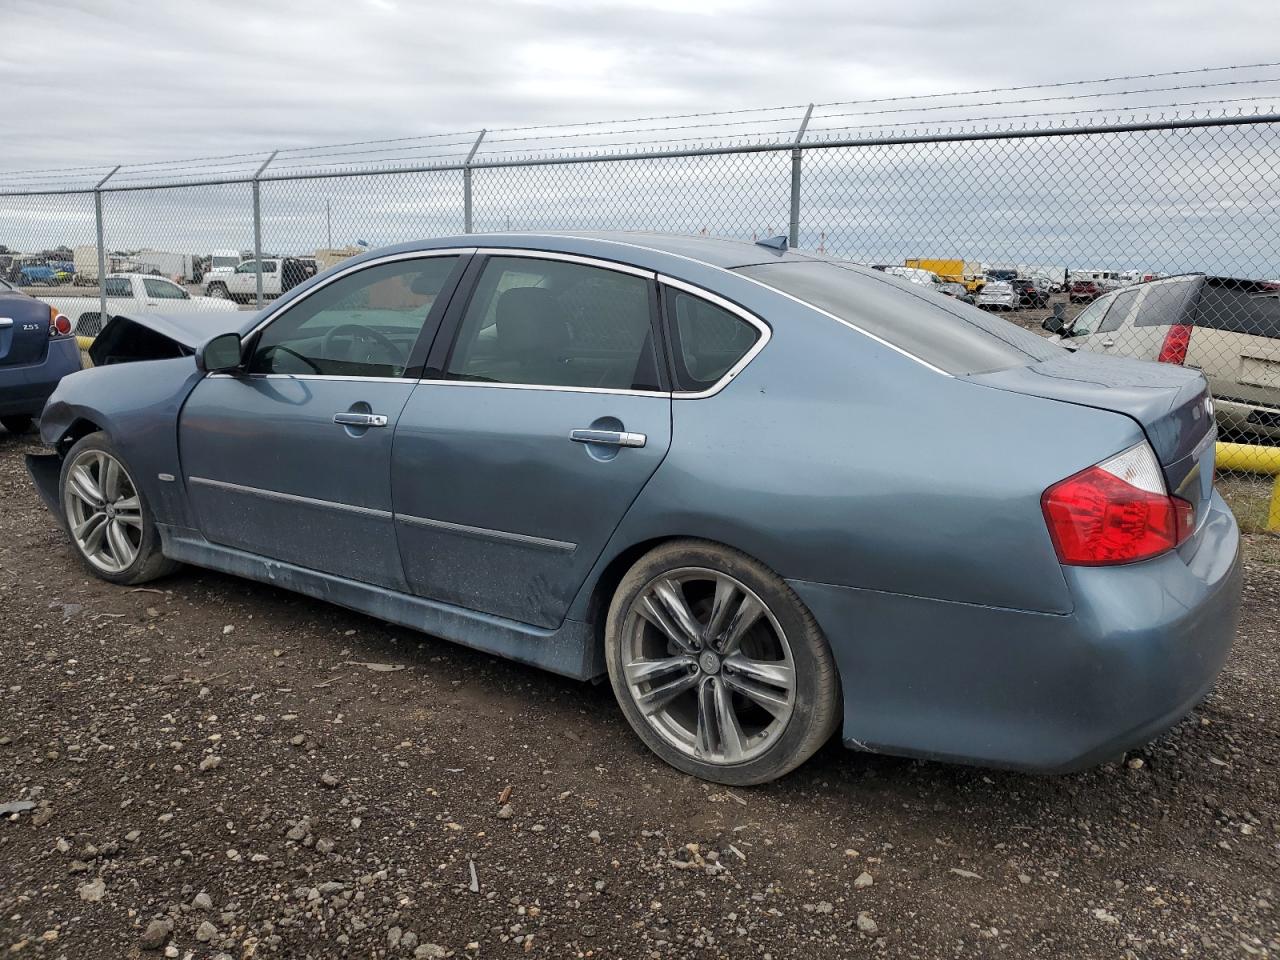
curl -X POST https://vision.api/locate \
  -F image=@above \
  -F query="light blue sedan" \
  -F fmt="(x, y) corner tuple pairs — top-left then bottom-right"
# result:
(25, 233), (1241, 784)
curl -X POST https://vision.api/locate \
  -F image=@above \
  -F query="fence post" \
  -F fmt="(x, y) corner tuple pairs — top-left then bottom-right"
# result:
(789, 105), (814, 249)
(463, 130), (486, 233)
(252, 151), (278, 309)
(93, 166), (119, 334)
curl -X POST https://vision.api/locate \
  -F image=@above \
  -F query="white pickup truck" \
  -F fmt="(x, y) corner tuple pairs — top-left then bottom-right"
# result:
(203, 257), (313, 303)
(39, 274), (239, 337)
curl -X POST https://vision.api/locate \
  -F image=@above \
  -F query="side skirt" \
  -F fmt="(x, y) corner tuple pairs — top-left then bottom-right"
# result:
(157, 524), (603, 681)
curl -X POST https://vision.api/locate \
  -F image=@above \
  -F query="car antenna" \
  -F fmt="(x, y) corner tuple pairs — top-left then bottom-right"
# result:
(755, 235), (788, 252)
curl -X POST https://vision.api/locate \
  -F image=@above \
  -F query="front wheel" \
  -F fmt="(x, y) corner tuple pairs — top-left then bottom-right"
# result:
(605, 540), (840, 785)
(206, 283), (229, 299)
(59, 433), (179, 585)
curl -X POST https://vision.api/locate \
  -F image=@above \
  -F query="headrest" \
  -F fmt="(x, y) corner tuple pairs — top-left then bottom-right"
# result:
(495, 286), (568, 357)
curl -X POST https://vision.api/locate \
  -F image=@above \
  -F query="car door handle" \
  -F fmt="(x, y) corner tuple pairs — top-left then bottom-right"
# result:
(569, 428), (646, 448)
(1101, 338), (1115, 348)
(333, 412), (388, 427)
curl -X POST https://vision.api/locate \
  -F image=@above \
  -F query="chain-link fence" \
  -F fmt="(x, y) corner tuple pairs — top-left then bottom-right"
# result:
(2, 108), (1278, 530)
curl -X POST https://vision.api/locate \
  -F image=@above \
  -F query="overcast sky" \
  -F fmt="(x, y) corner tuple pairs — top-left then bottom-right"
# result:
(3, 0), (1280, 178)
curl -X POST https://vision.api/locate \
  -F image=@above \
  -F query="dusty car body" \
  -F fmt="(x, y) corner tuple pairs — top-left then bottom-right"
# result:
(26, 232), (1241, 784)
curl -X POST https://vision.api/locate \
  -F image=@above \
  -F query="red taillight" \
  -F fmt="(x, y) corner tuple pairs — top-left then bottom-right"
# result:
(1156, 323), (1192, 365)
(1041, 444), (1194, 566)
(47, 307), (71, 337)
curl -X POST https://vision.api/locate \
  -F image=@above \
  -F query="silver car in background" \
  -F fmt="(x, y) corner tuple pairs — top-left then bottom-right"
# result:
(976, 280), (1019, 311)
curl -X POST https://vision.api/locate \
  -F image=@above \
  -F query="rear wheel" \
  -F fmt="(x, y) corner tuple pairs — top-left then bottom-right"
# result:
(605, 540), (840, 785)
(59, 433), (179, 584)
(1, 415), (33, 434)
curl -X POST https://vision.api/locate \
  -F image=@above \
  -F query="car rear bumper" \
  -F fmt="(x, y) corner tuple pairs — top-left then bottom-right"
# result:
(0, 338), (82, 417)
(788, 490), (1242, 773)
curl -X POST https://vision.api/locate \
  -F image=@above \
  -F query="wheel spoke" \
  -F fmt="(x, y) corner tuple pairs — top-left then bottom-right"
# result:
(101, 457), (122, 501)
(694, 679), (717, 758)
(652, 579), (703, 651)
(721, 674), (792, 721)
(113, 495), (140, 512)
(712, 677), (747, 762)
(634, 670), (701, 716)
(717, 593), (764, 655)
(69, 466), (103, 506)
(723, 653), (794, 691)
(636, 593), (697, 655)
(73, 511), (108, 542)
(106, 519), (135, 566)
(624, 655), (696, 688)
(81, 514), (109, 555)
(703, 576), (738, 646)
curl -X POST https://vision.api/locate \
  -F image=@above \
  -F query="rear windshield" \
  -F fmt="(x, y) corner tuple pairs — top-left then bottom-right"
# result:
(736, 259), (1063, 375)
(1194, 279), (1280, 339)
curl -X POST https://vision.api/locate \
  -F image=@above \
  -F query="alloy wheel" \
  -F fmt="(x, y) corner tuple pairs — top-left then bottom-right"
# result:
(620, 568), (796, 765)
(63, 449), (143, 574)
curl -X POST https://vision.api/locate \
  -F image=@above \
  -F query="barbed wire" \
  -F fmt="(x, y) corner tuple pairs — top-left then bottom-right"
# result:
(5, 63), (1280, 191)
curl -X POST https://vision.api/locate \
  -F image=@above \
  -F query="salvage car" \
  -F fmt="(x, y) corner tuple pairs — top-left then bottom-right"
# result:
(1046, 274), (1280, 441)
(1, 280), (81, 433)
(25, 233), (1241, 784)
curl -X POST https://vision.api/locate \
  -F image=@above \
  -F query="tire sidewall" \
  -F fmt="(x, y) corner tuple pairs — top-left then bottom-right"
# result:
(605, 539), (839, 786)
(58, 433), (166, 585)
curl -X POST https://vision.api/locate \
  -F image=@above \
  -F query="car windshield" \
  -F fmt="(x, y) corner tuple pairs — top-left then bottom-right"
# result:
(736, 259), (1063, 375)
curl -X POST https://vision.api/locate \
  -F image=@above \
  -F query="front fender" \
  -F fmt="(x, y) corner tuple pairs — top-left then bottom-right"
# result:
(37, 357), (205, 529)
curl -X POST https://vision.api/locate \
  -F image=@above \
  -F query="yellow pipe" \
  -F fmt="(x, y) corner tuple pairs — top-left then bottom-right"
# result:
(76, 336), (95, 352)
(1216, 441), (1280, 534)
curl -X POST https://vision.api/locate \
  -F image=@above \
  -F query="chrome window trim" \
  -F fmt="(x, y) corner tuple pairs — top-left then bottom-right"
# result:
(473, 247), (656, 279)
(207, 372), (411, 384)
(416, 379), (671, 398)
(188, 476), (392, 519)
(658, 274), (773, 399)
(396, 513), (576, 554)
(243, 247), (476, 343)
(545, 234), (951, 377)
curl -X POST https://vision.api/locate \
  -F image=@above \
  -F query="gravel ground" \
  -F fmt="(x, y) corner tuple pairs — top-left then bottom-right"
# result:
(1, 433), (1278, 960)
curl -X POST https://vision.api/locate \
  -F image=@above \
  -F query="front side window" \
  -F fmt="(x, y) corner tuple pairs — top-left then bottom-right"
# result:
(665, 289), (761, 392)
(445, 256), (660, 391)
(1068, 294), (1114, 337)
(144, 278), (188, 300)
(247, 256), (458, 377)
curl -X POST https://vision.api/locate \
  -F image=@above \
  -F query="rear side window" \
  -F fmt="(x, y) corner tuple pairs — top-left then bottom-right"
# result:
(446, 256), (661, 392)
(1134, 279), (1199, 327)
(736, 259), (1062, 375)
(1098, 288), (1140, 333)
(1195, 280), (1280, 339)
(104, 278), (131, 297)
(665, 289), (761, 392)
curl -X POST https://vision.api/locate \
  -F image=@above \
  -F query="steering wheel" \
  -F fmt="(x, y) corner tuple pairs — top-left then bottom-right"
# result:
(321, 323), (401, 366)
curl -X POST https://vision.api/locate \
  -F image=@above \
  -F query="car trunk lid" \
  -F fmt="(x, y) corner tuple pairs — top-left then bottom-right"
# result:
(966, 351), (1216, 532)
(0, 296), (51, 367)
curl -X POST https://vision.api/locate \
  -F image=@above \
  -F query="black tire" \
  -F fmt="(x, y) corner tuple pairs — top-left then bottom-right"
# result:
(58, 433), (180, 585)
(206, 282), (229, 300)
(1, 415), (33, 435)
(604, 539), (840, 785)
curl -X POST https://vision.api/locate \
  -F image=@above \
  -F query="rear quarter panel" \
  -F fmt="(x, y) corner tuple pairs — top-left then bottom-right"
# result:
(570, 275), (1146, 619)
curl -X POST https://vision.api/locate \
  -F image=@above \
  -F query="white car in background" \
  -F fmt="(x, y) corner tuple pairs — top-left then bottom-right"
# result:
(883, 265), (944, 289)
(39, 274), (239, 337)
(976, 281), (1019, 311)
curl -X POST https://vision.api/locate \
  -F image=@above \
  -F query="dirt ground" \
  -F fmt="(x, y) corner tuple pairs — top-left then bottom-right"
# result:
(1, 433), (1278, 960)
